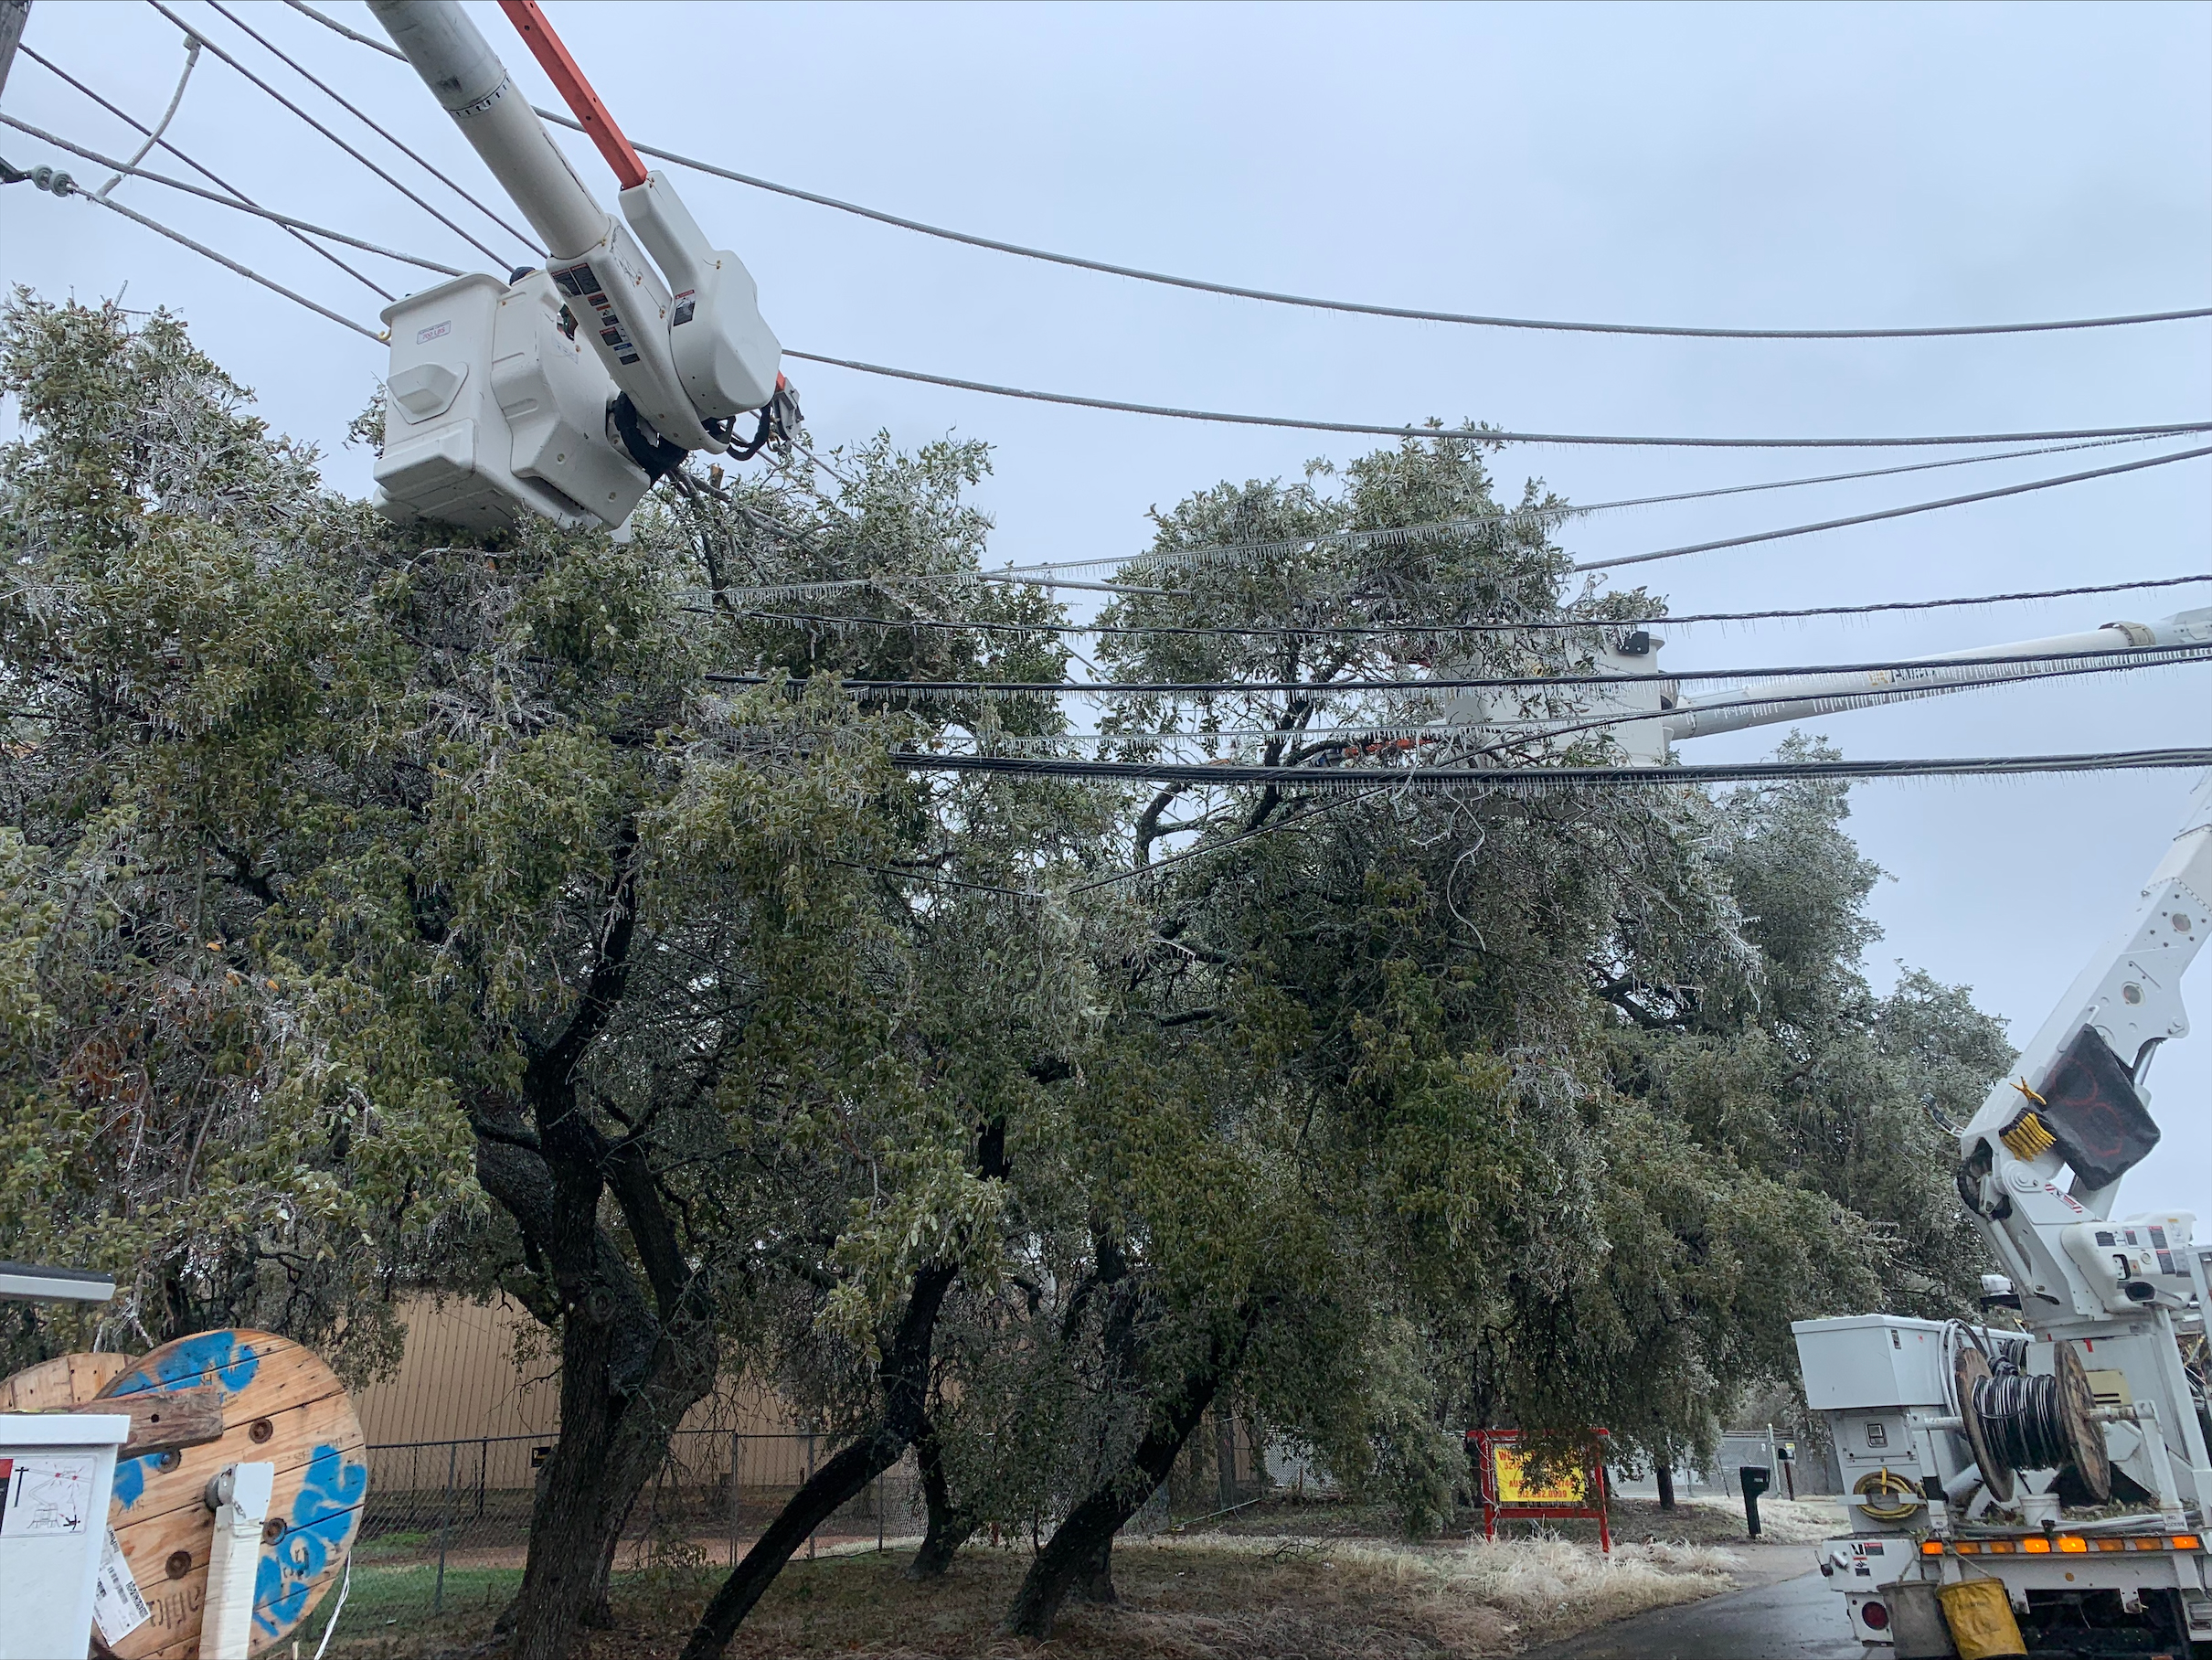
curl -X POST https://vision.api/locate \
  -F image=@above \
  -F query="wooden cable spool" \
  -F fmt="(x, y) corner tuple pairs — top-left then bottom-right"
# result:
(0, 1352), (135, 1412)
(90, 1330), (369, 1659)
(1952, 1343), (2013, 1503)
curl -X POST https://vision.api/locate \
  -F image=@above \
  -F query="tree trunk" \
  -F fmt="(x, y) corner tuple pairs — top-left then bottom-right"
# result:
(907, 1421), (973, 1580)
(1655, 1461), (1676, 1512)
(1003, 1329), (1238, 1641)
(680, 1260), (959, 1660)
(1072, 1534), (1118, 1605)
(474, 1118), (721, 1660)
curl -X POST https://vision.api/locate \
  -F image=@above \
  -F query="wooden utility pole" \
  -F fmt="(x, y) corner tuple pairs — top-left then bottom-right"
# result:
(0, 2), (30, 102)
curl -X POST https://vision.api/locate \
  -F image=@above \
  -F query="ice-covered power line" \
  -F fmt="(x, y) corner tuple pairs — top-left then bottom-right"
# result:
(697, 573), (2212, 643)
(3, 114), (467, 276)
(91, 32), (197, 201)
(197, 0), (544, 256)
(1569, 442), (2212, 571)
(784, 351), (2212, 450)
(281, 0), (2212, 344)
(704, 432), (2196, 603)
(80, 189), (382, 340)
(889, 748), (2212, 789)
(142, 0), (519, 267)
(19, 43), (394, 299)
(700, 641), (2212, 698)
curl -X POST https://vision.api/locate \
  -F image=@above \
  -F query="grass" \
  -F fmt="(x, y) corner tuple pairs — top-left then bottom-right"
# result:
(320, 1512), (1749, 1660)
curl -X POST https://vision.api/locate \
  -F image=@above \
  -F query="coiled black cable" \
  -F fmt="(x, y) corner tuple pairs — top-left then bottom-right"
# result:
(1974, 1369), (2070, 1473)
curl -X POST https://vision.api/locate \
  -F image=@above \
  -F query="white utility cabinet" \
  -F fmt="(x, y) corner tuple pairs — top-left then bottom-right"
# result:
(0, 1412), (131, 1660)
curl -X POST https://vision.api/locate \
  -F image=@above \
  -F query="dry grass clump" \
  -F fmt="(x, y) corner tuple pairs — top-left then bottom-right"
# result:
(1452, 1533), (1738, 1628)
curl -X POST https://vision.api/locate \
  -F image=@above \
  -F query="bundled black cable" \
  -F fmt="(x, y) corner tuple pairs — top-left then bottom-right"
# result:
(1973, 1369), (2071, 1474)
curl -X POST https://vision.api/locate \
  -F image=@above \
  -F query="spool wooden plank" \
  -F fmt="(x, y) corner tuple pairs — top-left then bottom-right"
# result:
(96, 1330), (367, 1659)
(0, 1350), (134, 1411)
(70, 1387), (228, 1458)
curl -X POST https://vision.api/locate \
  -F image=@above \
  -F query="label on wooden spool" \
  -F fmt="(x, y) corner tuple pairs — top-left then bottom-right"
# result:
(96, 1331), (367, 1658)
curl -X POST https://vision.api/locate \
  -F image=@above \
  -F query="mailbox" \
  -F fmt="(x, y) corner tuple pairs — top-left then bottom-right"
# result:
(1739, 1463), (1772, 1538)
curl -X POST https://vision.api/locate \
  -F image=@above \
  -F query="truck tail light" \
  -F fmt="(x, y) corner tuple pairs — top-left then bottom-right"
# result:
(1860, 1601), (1890, 1632)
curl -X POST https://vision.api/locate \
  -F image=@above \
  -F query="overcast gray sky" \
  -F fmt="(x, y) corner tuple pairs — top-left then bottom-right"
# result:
(4, 1), (2207, 1215)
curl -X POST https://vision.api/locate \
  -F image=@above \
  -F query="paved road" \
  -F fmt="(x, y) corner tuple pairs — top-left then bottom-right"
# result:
(1521, 1563), (1864, 1660)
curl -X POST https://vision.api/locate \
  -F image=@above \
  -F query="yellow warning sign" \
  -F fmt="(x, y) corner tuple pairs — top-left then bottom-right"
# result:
(1491, 1445), (1589, 1506)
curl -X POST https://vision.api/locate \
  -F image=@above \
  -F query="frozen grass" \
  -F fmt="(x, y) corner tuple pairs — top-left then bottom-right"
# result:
(325, 1526), (1741, 1659)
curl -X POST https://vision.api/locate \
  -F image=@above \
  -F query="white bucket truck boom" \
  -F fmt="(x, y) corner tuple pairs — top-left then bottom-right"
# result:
(365, 0), (789, 532)
(1562, 606), (2212, 1656)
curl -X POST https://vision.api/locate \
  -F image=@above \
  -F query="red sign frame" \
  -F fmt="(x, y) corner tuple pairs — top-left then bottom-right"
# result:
(1467, 1428), (1612, 1554)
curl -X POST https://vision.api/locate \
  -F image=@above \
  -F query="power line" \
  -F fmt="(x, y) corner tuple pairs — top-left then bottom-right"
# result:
(701, 572), (2212, 644)
(56, 70), (2201, 466)
(142, 0), (517, 269)
(783, 350), (2212, 451)
(707, 432), (2190, 606)
(280, 0), (2212, 346)
(78, 189), (382, 341)
(888, 748), (2212, 789)
(19, 43), (395, 300)
(1570, 442), (2212, 571)
(91, 32), (197, 201)
(707, 439), (2212, 606)
(703, 641), (2212, 697)
(2, 113), (466, 277)
(198, 0), (544, 257)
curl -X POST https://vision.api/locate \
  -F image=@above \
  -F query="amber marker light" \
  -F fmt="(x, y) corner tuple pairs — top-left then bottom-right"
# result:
(2023, 1538), (2051, 1554)
(2096, 1539), (2126, 1552)
(2057, 1537), (2088, 1554)
(1956, 1542), (1983, 1554)
(2174, 1536), (2201, 1549)
(1991, 1541), (2016, 1554)
(1920, 1541), (1943, 1556)
(2130, 1538), (2160, 1549)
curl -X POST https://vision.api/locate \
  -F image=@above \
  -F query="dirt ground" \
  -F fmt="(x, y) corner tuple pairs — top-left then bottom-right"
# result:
(326, 1496), (1823, 1660)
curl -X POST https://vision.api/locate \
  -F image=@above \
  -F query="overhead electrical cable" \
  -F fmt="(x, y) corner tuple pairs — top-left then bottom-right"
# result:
(19, 44), (394, 299)
(710, 431), (2194, 606)
(1573, 443), (2212, 571)
(698, 572), (2212, 643)
(886, 749), (2212, 789)
(279, 0), (2212, 344)
(905, 652), (2207, 753)
(143, 0), (518, 268)
(198, 0), (545, 256)
(701, 641), (2212, 698)
(782, 352), (2212, 451)
(78, 190), (383, 341)
(2, 115), (468, 276)
(92, 32), (197, 201)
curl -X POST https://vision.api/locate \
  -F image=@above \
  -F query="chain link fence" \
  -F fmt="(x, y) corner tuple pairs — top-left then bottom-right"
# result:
(304, 1430), (924, 1643)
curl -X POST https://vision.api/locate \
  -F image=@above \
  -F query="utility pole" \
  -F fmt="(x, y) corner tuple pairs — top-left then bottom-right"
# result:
(0, 1), (33, 102)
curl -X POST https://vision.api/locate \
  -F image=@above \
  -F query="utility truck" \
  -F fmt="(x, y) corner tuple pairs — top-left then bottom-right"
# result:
(1554, 605), (2212, 1657)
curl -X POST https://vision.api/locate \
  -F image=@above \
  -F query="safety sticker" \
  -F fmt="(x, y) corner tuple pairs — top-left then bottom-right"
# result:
(2, 1452), (96, 1535)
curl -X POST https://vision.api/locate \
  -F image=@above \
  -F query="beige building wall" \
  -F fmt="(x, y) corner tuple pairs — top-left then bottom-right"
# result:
(356, 1297), (797, 1448)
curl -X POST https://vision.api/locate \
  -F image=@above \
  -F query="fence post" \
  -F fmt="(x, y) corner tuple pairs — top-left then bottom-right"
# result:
(477, 1437), (488, 1518)
(434, 1439), (457, 1614)
(876, 1472), (884, 1552)
(805, 1431), (816, 1561)
(730, 1431), (741, 1568)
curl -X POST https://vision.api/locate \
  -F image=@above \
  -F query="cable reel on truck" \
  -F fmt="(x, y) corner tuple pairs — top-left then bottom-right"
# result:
(1951, 1335), (2110, 1506)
